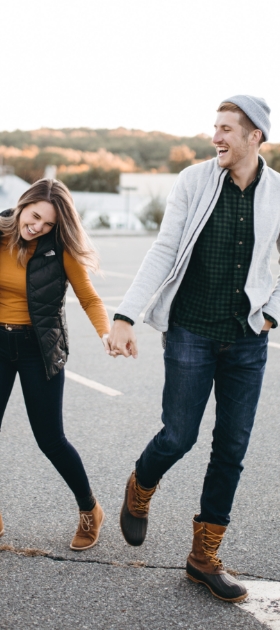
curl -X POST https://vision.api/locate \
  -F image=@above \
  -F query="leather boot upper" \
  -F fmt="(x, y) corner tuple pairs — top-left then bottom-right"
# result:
(188, 518), (227, 575)
(127, 471), (156, 518)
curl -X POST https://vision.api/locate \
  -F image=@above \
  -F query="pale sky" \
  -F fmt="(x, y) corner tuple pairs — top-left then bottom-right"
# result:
(1, 0), (280, 141)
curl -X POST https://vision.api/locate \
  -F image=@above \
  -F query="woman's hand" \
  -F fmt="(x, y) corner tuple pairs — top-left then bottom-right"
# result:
(102, 333), (121, 357)
(102, 334), (111, 354)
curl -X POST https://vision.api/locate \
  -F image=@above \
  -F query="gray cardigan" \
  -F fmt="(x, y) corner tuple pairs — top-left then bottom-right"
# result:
(116, 156), (280, 334)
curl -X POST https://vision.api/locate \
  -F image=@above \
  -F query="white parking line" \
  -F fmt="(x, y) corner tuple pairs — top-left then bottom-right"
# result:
(66, 297), (120, 313)
(97, 296), (124, 301)
(104, 271), (135, 279)
(65, 370), (123, 397)
(66, 296), (142, 317)
(66, 296), (124, 303)
(268, 341), (280, 350)
(104, 305), (144, 318)
(237, 580), (280, 629)
(105, 305), (117, 312)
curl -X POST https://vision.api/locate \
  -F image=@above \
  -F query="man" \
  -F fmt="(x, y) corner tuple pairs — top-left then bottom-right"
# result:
(107, 95), (280, 602)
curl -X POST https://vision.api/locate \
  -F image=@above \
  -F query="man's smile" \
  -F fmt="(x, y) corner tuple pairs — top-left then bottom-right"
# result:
(216, 147), (229, 156)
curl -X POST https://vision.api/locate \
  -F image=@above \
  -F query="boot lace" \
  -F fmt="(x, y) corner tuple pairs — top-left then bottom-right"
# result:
(134, 478), (157, 513)
(202, 526), (224, 568)
(80, 513), (93, 532)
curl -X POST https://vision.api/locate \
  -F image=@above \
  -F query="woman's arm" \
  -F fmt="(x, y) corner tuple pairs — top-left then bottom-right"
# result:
(63, 251), (110, 337)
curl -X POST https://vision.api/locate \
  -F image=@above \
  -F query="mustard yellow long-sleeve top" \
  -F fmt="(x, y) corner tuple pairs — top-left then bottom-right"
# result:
(0, 237), (110, 336)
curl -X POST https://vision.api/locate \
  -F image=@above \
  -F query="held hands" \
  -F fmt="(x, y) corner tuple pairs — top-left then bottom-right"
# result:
(102, 317), (272, 356)
(102, 318), (272, 356)
(105, 320), (138, 358)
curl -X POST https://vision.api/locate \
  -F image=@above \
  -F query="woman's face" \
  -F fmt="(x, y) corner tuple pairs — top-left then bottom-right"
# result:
(19, 201), (57, 240)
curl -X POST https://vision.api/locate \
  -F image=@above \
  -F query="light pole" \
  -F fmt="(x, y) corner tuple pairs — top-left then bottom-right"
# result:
(119, 185), (137, 228)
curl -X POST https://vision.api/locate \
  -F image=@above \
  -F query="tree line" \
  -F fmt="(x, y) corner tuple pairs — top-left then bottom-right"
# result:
(0, 127), (279, 192)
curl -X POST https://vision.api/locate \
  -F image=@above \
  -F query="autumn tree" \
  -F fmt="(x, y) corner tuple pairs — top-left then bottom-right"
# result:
(169, 145), (196, 173)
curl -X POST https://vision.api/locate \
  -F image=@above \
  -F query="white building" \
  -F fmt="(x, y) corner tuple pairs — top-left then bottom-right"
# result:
(71, 191), (144, 230)
(117, 172), (178, 230)
(0, 172), (30, 210)
(120, 172), (178, 199)
(0, 170), (178, 231)
(72, 173), (178, 231)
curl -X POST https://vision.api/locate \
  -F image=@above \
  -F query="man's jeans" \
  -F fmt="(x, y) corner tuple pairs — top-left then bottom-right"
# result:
(136, 324), (268, 525)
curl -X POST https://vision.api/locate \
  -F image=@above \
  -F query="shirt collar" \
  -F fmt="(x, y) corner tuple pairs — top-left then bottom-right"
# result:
(226, 156), (263, 193)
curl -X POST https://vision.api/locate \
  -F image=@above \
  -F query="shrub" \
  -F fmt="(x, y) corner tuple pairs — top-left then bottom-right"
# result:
(138, 196), (165, 230)
(91, 214), (111, 229)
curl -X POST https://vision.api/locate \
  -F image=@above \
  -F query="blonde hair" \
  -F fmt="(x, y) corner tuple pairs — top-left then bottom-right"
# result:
(0, 178), (99, 271)
(217, 102), (265, 145)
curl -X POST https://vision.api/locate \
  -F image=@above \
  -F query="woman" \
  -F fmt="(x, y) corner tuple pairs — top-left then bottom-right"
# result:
(0, 178), (110, 551)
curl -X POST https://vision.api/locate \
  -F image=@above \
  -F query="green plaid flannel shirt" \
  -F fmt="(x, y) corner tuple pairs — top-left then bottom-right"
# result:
(171, 158), (276, 342)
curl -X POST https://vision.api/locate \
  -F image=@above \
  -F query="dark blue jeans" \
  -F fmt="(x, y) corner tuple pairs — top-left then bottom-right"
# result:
(0, 327), (91, 501)
(136, 325), (268, 525)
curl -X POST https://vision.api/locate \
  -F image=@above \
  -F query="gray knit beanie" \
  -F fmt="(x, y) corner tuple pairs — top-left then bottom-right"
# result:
(220, 95), (271, 141)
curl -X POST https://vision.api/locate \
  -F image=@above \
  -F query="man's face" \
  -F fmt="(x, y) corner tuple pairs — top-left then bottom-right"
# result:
(213, 110), (250, 169)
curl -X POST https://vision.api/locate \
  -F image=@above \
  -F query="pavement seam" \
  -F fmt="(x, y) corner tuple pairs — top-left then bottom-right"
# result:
(0, 544), (279, 582)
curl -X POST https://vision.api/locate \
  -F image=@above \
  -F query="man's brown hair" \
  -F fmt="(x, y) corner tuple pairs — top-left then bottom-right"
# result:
(217, 102), (265, 144)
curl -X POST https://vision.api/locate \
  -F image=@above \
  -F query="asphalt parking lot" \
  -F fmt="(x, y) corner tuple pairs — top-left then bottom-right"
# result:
(1, 235), (279, 630)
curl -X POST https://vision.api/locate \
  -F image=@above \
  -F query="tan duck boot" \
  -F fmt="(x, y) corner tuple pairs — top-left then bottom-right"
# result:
(120, 471), (157, 546)
(0, 513), (4, 537)
(186, 517), (248, 602)
(70, 501), (105, 551)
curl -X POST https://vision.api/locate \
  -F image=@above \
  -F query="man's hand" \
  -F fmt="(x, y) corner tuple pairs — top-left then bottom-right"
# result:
(262, 319), (273, 331)
(107, 320), (138, 358)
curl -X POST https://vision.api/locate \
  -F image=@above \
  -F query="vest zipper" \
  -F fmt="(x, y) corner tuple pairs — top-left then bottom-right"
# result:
(26, 258), (50, 380)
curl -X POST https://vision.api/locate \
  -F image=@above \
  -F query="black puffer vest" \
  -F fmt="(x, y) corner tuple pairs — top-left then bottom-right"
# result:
(0, 210), (69, 380)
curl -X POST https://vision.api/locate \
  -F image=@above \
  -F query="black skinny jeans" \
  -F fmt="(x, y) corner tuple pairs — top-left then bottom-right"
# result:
(0, 327), (91, 501)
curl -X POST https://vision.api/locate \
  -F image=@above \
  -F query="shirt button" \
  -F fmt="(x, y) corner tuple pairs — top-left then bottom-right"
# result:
(239, 241), (243, 245)
(234, 312), (238, 316)
(237, 264), (241, 268)
(236, 289), (240, 293)
(241, 194), (244, 198)
(240, 217), (244, 221)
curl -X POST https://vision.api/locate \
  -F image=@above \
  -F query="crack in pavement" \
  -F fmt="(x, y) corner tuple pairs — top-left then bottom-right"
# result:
(0, 544), (279, 583)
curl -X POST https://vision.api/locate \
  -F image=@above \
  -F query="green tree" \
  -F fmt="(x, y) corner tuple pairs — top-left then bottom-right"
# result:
(59, 167), (120, 192)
